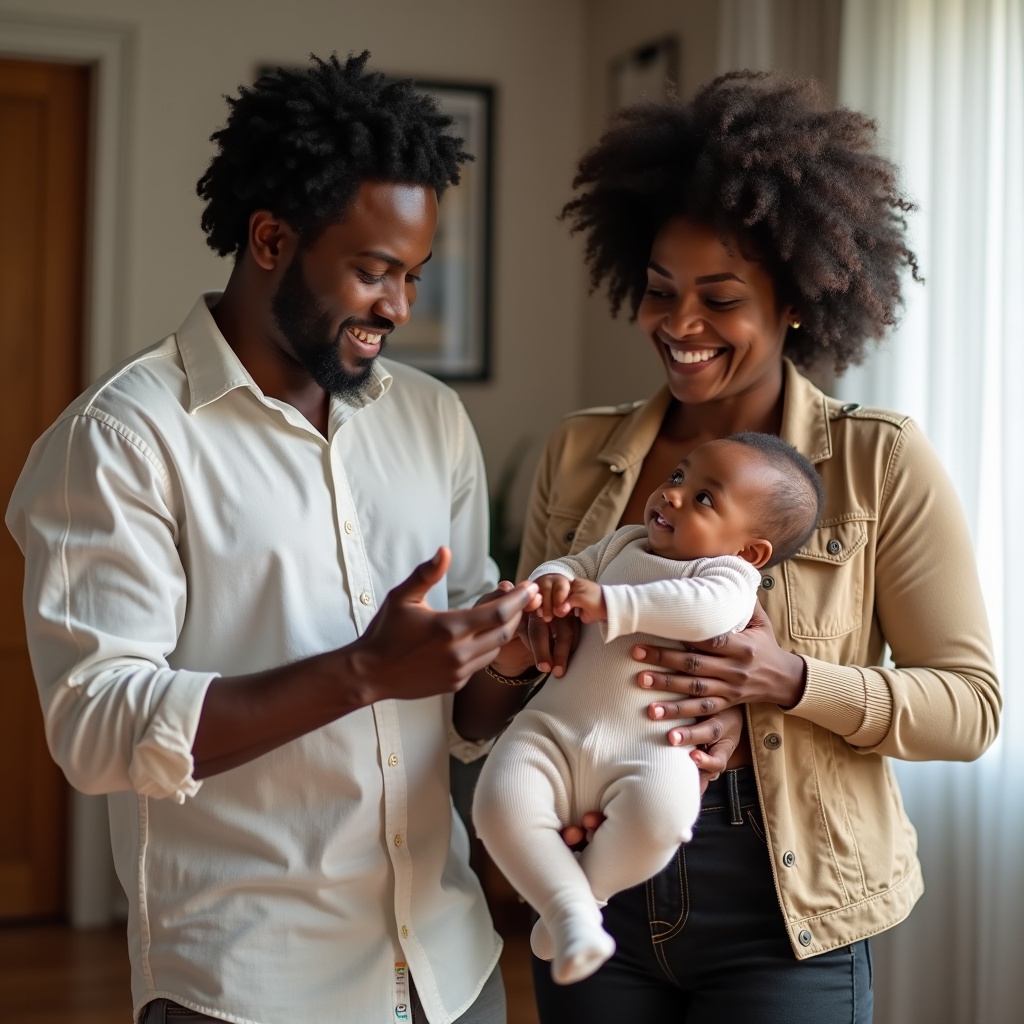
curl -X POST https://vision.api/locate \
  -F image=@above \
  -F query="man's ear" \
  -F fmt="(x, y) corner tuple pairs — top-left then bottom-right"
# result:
(739, 538), (773, 569)
(248, 210), (298, 271)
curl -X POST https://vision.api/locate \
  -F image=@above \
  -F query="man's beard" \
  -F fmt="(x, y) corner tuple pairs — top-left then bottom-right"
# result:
(270, 254), (390, 401)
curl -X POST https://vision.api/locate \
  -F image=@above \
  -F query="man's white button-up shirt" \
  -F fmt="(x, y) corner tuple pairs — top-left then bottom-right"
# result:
(6, 295), (500, 1024)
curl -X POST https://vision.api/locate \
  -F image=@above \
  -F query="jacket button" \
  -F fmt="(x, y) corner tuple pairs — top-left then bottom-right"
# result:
(827, 538), (842, 555)
(840, 402), (861, 414)
(782, 850), (796, 867)
(764, 733), (782, 749)
(564, 530), (575, 543)
(761, 575), (775, 590)
(798, 929), (813, 946)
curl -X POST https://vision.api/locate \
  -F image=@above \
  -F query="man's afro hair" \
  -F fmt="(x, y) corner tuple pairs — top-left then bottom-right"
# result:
(197, 51), (470, 256)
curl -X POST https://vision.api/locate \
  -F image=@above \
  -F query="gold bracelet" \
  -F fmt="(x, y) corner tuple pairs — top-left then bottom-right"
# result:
(484, 664), (544, 687)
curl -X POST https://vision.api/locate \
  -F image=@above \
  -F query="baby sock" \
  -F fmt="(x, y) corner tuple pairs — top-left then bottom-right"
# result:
(536, 901), (616, 986)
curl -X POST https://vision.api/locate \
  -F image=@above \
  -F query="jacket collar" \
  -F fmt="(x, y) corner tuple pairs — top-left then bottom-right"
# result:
(595, 358), (833, 470)
(596, 388), (674, 472)
(778, 358), (833, 464)
(176, 293), (391, 415)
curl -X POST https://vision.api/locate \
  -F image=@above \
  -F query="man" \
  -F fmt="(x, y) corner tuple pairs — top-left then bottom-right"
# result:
(6, 52), (542, 1024)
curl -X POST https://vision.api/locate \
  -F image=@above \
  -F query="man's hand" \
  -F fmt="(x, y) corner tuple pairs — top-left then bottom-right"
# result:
(350, 547), (539, 702)
(565, 579), (606, 623)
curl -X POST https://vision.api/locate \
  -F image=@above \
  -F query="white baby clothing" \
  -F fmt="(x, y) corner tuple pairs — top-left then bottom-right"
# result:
(472, 525), (761, 984)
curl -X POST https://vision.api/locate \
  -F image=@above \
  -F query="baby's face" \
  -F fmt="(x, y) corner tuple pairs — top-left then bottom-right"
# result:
(644, 440), (770, 564)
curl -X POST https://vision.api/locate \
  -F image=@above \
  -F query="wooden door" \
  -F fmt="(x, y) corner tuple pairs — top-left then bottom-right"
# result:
(0, 57), (89, 920)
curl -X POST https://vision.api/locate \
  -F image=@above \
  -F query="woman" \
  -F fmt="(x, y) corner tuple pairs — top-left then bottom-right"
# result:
(515, 71), (1000, 1023)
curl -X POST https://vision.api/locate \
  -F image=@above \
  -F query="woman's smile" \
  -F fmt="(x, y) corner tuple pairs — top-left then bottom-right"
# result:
(663, 343), (729, 373)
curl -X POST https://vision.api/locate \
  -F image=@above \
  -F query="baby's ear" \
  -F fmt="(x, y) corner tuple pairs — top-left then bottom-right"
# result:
(739, 538), (772, 569)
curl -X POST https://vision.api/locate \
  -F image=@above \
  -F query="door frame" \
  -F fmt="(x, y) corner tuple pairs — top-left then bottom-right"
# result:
(0, 12), (135, 929)
(0, 12), (133, 381)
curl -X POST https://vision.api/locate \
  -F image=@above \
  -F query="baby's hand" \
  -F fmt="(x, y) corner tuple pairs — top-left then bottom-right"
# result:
(567, 579), (606, 623)
(534, 573), (573, 621)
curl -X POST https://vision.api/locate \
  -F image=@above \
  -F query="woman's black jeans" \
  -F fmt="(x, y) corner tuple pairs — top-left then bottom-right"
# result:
(531, 767), (873, 1024)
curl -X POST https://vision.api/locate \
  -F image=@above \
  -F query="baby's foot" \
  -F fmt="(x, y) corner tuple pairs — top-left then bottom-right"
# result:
(540, 902), (616, 985)
(552, 927), (615, 986)
(530, 917), (554, 961)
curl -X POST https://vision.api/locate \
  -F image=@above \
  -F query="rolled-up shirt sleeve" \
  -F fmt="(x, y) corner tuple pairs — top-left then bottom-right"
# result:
(6, 410), (216, 802)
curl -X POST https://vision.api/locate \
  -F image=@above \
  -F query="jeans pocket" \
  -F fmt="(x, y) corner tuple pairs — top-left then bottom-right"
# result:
(647, 847), (688, 941)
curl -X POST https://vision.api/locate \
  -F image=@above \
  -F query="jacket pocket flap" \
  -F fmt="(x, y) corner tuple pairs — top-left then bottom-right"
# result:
(794, 519), (870, 565)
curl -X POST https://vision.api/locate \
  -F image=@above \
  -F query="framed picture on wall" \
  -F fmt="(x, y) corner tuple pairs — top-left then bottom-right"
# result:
(609, 37), (679, 110)
(388, 79), (494, 381)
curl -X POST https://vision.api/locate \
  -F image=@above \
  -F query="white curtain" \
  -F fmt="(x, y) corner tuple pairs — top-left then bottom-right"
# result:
(837, 2), (1024, 1022)
(717, 0), (843, 100)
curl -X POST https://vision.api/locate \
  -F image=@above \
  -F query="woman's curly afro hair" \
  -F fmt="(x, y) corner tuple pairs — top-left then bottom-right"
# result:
(197, 51), (470, 257)
(562, 70), (922, 374)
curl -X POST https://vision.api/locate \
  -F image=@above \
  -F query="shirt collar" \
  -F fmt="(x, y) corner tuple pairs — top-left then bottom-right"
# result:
(175, 293), (392, 416)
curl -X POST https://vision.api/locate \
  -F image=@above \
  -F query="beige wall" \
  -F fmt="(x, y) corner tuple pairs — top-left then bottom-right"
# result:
(0, 0), (588, 503)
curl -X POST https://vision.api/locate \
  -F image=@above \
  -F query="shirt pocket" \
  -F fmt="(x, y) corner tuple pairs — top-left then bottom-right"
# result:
(784, 517), (872, 640)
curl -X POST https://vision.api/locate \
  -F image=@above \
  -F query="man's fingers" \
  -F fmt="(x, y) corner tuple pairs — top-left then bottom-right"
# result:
(392, 547), (451, 603)
(475, 579), (514, 605)
(455, 581), (539, 633)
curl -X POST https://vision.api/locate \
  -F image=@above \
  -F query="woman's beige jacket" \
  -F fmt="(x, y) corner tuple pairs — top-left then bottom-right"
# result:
(516, 360), (1000, 959)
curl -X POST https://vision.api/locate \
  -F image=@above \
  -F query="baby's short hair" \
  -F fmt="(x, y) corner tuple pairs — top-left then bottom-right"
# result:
(727, 433), (825, 567)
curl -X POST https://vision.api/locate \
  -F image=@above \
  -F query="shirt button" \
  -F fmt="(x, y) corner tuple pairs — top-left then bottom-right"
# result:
(388, 754), (398, 767)
(840, 402), (861, 414)
(360, 592), (372, 606)
(764, 733), (782, 750)
(564, 530), (575, 543)
(344, 520), (354, 534)
(827, 539), (842, 555)
(782, 850), (796, 867)
(798, 929), (813, 946)
(761, 575), (775, 590)
(401, 925), (409, 939)
(609, 464), (619, 473)
(394, 835), (404, 847)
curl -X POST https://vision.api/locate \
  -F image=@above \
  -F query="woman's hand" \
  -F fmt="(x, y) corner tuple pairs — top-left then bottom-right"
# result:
(677, 704), (745, 791)
(525, 608), (580, 678)
(634, 604), (807, 720)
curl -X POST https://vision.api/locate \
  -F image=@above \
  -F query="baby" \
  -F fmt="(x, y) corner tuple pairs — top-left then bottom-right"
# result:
(472, 432), (824, 985)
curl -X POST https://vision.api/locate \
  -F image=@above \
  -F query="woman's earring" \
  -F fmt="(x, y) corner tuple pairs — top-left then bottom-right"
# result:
(790, 319), (801, 329)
